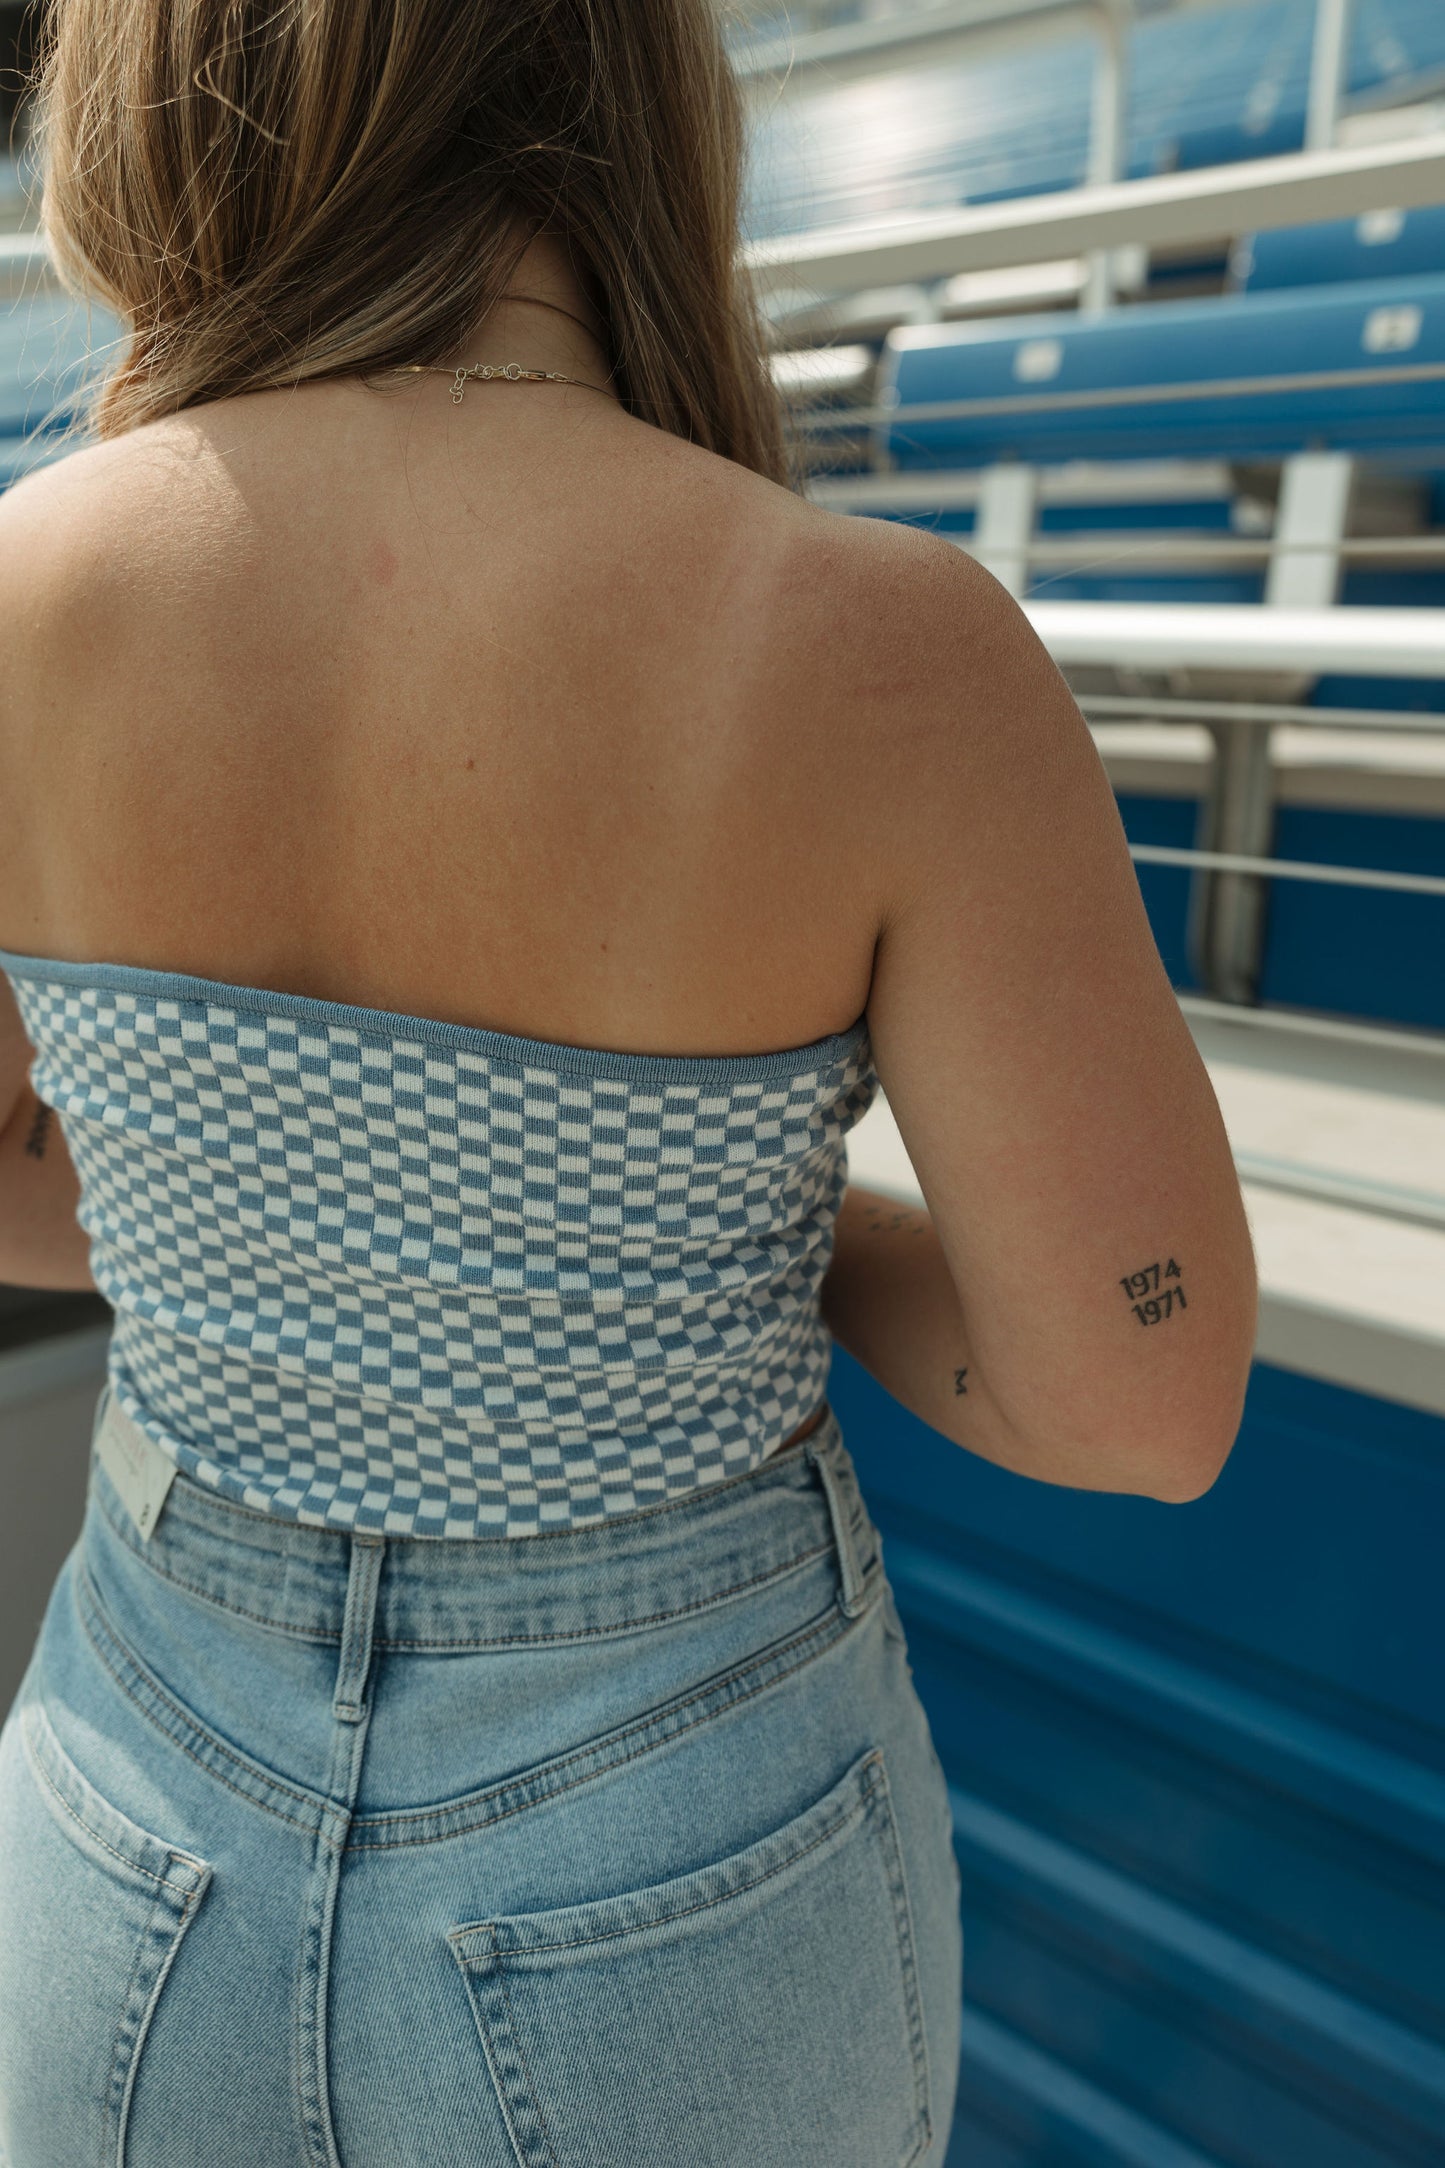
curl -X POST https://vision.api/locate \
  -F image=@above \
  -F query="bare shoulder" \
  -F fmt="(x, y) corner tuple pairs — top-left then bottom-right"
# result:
(794, 504), (1068, 732)
(0, 440), (129, 719)
(0, 423), (200, 631)
(757, 503), (1089, 906)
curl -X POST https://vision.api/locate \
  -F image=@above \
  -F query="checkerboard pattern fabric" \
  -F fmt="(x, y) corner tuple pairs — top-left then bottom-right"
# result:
(1, 951), (879, 1537)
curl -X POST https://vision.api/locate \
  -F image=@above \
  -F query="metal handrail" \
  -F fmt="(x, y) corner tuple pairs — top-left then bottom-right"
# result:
(25, 133), (1438, 299)
(1082, 696), (1445, 733)
(1233, 1153), (1445, 1232)
(1025, 599), (1445, 676)
(745, 132), (1445, 290)
(1177, 992), (1445, 1062)
(1129, 843), (1445, 900)
(1017, 536), (1445, 566)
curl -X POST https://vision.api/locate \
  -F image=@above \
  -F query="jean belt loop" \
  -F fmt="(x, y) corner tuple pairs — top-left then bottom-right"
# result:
(806, 1430), (870, 1620)
(333, 1534), (386, 1724)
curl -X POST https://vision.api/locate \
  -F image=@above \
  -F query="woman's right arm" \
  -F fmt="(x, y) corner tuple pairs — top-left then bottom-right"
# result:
(818, 517), (1257, 1503)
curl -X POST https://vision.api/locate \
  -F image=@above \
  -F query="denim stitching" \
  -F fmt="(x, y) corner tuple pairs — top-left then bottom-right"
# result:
(92, 1474), (836, 1648)
(76, 1565), (331, 1834)
(350, 1595), (877, 1852)
(21, 1709), (201, 1898)
(105, 1877), (156, 2167)
(869, 1756), (933, 2164)
(369, 1541), (836, 1649)
(90, 1486), (345, 1644)
(494, 1945), (564, 2168)
(452, 1937), (538, 2168)
(355, 1605), (843, 1838)
(74, 1535), (876, 1849)
(466, 1765), (881, 1959)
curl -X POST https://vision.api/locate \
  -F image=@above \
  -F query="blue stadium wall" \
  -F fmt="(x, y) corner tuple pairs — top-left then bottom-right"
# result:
(826, 1350), (1445, 2167)
(1122, 794), (1445, 1035)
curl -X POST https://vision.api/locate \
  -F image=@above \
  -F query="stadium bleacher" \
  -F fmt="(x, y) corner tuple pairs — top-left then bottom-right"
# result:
(734, 11), (1445, 2165)
(878, 273), (1445, 465)
(744, 0), (1445, 239)
(1232, 197), (1445, 288)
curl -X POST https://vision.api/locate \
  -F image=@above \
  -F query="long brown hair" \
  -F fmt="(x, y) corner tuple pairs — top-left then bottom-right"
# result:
(28, 0), (791, 483)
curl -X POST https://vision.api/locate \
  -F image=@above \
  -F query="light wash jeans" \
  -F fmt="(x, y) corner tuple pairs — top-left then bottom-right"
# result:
(0, 1383), (962, 2167)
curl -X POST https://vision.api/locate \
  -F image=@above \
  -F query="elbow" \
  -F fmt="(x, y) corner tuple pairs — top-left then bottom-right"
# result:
(1132, 1295), (1257, 1505)
(1134, 1397), (1246, 1504)
(1142, 1445), (1232, 1505)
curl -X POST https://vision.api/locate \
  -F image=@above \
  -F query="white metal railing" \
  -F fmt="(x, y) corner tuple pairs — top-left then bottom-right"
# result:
(7, 115), (1444, 308)
(1128, 844), (1445, 900)
(744, 132), (1445, 291)
(1024, 599), (1445, 677)
(1081, 693), (1445, 734)
(1028, 600), (1445, 1034)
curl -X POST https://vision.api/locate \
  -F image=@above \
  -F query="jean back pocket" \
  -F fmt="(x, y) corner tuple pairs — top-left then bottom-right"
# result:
(0, 1696), (212, 2168)
(448, 1744), (931, 2168)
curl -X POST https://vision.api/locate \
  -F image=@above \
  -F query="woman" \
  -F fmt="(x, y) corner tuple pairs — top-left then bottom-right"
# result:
(0, 2), (1257, 2162)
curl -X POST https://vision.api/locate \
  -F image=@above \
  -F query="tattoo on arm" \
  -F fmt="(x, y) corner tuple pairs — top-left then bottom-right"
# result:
(859, 1200), (929, 1237)
(954, 1368), (969, 1395)
(22, 1101), (52, 1161)
(1119, 1256), (1187, 1325)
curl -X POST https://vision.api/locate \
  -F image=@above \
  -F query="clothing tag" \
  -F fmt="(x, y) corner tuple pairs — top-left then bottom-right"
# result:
(94, 1397), (178, 1542)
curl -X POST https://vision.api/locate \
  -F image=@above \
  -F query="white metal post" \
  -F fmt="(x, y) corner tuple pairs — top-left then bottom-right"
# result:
(1306, 0), (1353, 153)
(1082, 0), (1129, 313)
(973, 464), (1040, 598)
(1191, 453), (1356, 1003)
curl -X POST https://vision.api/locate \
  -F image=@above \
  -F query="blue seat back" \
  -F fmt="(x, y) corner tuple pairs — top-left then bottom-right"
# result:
(1236, 205), (1445, 293)
(879, 276), (1445, 467)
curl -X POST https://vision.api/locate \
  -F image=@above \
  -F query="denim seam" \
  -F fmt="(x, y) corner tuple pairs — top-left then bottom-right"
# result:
(369, 1540), (837, 1649)
(496, 1949), (564, 2168)
(92, 1472), (836, 1647)
(456, 1943), (546, 2168)
(105, 1881), (157, 2168)
(21, 1716), (201, 1900)
(74, 1539), (878, 1848)
(357, 1605), (843, 1837)
(76, 1563), (334, 1835)
(90, 1485), (346, 1645)
(870, 1757), (933, 2164)
(350, 1592), (879, 1852)
(461, 1767), (881, 1960)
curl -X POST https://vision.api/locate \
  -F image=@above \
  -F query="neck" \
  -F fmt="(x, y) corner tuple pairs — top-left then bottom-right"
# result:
(436, 229), (616, 397)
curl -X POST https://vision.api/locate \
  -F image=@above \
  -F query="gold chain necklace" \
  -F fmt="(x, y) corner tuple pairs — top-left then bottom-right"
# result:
(405, 295), (613, 404)
(404, 360), (612, 406)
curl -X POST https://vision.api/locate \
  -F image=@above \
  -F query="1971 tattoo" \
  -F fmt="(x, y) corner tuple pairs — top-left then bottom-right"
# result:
(1120, 1256), (1186, 1326)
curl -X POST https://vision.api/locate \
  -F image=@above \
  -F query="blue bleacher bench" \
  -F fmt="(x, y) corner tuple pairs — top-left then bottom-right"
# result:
(1235, 204), (1445, 295)
(878, 275), (1445, 469)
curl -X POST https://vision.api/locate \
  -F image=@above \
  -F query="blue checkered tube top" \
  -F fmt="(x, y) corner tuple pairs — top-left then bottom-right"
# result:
(0, 949), (878, 1537)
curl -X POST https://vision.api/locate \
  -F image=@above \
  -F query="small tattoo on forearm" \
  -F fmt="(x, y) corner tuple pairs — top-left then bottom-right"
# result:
(22, 1102), (52, 1160)
(954, 1368), (969, 1395)
(860, 1201), (927, 1236)
(1120, 1256), (1187, 1325)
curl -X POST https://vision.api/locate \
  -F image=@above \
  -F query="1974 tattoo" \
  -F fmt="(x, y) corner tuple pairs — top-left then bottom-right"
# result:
(1120, 1256), (1187, 1326)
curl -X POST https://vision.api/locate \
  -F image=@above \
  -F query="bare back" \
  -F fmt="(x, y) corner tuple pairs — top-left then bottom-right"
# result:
(0, 370), (1258, 1501)
(0, 376), (885, 1059)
